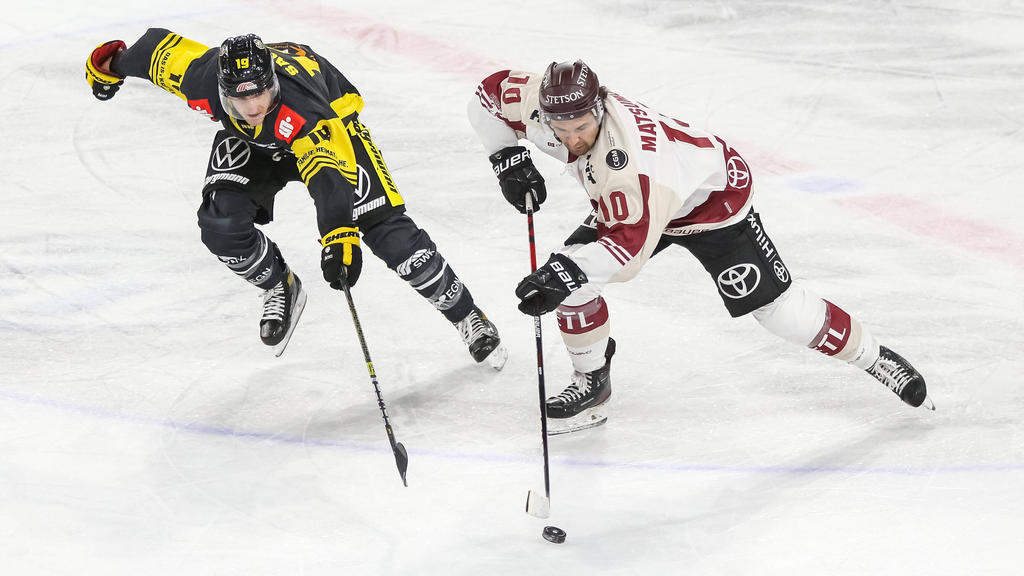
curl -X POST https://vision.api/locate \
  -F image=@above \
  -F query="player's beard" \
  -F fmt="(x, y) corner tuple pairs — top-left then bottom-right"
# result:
(570, 139), (593, 156)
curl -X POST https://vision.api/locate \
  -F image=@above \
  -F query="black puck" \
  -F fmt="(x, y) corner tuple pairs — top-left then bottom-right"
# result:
(542, 525), (566, 543)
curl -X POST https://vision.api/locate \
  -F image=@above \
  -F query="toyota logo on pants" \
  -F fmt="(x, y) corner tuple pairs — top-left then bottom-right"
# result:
(717, 263), (761, 299)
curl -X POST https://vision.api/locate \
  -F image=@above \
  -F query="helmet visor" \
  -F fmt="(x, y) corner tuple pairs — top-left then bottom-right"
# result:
(218, 73), (281, 124)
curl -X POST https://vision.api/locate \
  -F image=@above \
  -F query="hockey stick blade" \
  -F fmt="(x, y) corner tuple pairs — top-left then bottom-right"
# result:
(395, 442), (409, 487)
(526, 490), (550, 518)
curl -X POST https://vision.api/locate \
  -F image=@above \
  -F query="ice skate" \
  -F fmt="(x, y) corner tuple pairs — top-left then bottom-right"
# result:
(867, 346), (934, 410)
(260, 268), (307, 357)
(455, 306), (507, 370)
(547, 338), (615, 435)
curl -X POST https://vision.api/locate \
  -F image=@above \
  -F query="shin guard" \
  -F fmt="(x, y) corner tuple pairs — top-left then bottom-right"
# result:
(395, 245), (472, 323)
(215, 231), (284, 290)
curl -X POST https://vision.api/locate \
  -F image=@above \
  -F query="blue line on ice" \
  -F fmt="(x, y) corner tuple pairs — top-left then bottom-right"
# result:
(3, 387), (1021, 476)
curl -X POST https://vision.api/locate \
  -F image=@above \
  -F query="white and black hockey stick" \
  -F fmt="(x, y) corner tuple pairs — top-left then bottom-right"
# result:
(340, 270), (409, 487)
(524, 197), (552, 518)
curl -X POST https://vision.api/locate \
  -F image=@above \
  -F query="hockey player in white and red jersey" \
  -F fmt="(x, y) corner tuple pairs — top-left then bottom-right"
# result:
(468, 60), (933, 433)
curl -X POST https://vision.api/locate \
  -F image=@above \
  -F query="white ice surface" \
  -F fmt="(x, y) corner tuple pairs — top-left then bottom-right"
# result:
(2, 1), (1023, 574)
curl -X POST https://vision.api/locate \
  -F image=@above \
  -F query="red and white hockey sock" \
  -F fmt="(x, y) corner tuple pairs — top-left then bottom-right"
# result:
(812, 300), (880, 369)
(557, 296), (611, 374)
(752, 281), (880, 370)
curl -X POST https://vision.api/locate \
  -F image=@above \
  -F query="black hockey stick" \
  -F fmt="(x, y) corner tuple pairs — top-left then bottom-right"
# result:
(340, 270), (409, 487)
(524, 197), (552, 518)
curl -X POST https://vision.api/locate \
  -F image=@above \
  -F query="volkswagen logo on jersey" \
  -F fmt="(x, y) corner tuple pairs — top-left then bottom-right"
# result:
(606, 148), (628, 170)
(717, 263), (761, 299)
(211, 137), (251, 171)
(354, 166), (372, 203)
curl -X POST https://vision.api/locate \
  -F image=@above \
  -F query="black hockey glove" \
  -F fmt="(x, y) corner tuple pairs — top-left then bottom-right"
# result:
(320, 226), (363, 289)
(563, 210), (599, 246)
(515, 253), (587, 316)
(86, 40), (126, 101)
(489, 146), (547, 214)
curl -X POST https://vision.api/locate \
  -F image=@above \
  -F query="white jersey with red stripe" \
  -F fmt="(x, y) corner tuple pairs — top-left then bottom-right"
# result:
(469, 69), (753, 286)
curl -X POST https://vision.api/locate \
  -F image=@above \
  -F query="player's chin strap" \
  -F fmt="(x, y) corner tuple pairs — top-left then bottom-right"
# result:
(524, 195), (553, 519)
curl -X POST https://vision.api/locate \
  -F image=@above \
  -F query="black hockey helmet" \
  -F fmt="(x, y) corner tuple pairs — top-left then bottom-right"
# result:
(539, 60), (604, 124)
(217, 34), (280, 120)
(218, 34), (276, 95)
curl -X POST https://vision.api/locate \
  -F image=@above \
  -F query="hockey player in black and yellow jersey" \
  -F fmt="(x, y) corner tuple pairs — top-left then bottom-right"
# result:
(85, 30), (506, 367)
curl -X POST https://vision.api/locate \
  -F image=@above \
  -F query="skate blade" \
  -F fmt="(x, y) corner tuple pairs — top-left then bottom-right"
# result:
(547, 406), (608, 436)
(485, 344), (509, 371)
(272, 287), (308, 357)
(921, 395), (936, 411)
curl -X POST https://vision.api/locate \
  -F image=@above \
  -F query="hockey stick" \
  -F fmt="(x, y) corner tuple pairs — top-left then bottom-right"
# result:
(340, 271), (409, 487)
(524, 196), (552, 519)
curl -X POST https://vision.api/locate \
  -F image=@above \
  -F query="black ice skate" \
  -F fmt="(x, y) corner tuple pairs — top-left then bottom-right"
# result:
(260, 268), (307, 357)
(547, 338), (615, 435)
(455, 306), (507, 370)
(867, 346), (935, 410)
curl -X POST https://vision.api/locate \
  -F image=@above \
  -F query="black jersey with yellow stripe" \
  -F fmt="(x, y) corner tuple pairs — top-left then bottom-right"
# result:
(112, 28), (378, 233)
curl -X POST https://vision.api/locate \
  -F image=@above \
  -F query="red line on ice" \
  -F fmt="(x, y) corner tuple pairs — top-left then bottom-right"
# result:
(837, 194), (1024, 269)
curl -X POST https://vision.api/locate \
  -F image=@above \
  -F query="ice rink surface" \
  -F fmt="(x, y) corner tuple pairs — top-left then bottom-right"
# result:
(2, 1), (1023, 574)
